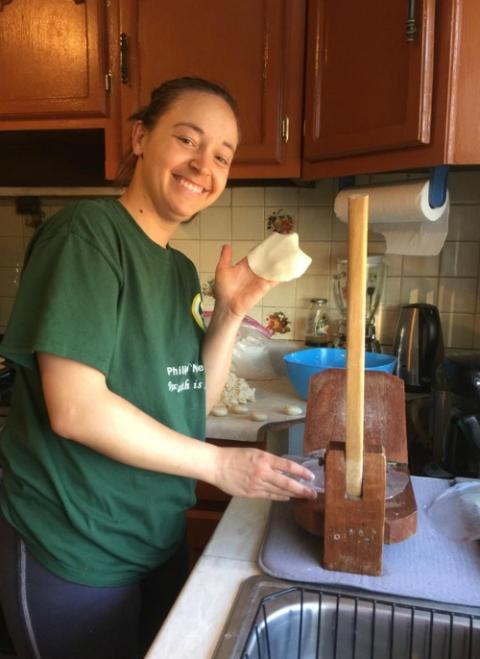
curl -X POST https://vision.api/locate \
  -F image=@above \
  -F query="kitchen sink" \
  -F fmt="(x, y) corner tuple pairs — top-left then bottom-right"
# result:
(212, 576), (480, 659)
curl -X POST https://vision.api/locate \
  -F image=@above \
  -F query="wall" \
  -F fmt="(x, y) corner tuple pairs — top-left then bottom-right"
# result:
(0, 169), (479, 351)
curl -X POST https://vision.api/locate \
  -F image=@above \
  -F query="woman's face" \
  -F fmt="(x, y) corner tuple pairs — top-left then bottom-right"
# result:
(131, 91), (239, 224)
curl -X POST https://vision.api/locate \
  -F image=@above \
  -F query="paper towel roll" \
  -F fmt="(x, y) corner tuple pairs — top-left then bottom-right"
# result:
(334, 180), (449, 256)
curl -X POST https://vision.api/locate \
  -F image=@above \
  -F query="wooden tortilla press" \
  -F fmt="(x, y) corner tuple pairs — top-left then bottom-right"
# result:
(293, 195), (417, 576)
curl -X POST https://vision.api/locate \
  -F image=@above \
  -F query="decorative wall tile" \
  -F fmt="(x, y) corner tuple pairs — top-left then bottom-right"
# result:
(265, 208), (296, 234)
(263, 307), (295, 339)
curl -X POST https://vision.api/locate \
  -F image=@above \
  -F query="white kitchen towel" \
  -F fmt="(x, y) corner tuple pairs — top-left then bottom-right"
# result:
(334, 180), (449, 256)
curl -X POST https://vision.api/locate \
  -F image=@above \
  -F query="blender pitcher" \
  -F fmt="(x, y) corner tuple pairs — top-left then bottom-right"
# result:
(333, 255), (386, 352)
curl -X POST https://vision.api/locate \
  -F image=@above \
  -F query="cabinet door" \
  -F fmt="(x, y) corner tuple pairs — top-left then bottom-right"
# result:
(119, 0), (305, 178)
(0, 0), (108, 120)
(304, 0), (436, 162)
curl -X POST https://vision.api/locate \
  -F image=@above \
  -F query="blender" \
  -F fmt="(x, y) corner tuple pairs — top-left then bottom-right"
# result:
(333, 255), (386, 352)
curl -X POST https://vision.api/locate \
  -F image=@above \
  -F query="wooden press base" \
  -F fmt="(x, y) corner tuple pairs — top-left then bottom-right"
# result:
(293, 461), (417, 545)
(324, 442), (386, 576)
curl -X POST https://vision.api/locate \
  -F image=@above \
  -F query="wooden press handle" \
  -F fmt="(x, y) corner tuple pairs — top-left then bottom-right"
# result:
(345, 195), (369, 497)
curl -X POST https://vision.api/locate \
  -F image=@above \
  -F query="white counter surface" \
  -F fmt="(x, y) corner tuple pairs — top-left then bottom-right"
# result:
(145, 497), (269, 659)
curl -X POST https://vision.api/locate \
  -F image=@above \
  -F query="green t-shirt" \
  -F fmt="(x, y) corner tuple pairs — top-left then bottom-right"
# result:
(0, 199), (207, 586)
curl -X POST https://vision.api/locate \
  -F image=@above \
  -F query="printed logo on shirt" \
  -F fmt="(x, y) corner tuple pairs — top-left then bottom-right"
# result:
(191, 293), (206, 331)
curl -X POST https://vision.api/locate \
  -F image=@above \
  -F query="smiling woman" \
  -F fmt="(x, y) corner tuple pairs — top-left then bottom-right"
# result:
(0, 76), (316, 659)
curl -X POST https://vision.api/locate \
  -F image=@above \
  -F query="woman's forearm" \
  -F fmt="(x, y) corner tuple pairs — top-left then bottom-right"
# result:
(38, 353), (317, 500)
(38, 352), (218, 482)
(202, 302), (243, 411)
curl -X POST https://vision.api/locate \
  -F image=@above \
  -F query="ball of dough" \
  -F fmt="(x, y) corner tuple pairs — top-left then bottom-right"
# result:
(283, 404), (303, 416)
(231, 404), (249, 414)
(251, 411), (268, 422)
(247, 232), (312, 282)
(211, 405), (228, 417)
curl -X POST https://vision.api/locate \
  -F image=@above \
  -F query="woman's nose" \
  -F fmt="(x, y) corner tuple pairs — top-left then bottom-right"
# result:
(190, 152), (210, 173)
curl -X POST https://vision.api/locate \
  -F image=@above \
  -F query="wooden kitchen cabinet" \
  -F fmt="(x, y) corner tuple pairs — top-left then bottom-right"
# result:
(303, 0), (480, 179)
(118, 0), (306, 178)
(0, 0), (122, 179)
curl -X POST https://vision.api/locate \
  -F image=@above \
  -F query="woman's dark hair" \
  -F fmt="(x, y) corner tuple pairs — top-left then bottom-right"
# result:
(115, 76), (240, 186)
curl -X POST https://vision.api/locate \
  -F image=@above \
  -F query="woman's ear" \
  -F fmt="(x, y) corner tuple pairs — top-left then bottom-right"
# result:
(131, 121), (146, 156)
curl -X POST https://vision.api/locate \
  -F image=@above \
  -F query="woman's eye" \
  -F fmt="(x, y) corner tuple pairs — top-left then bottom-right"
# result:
(216, 154), (230, 166)
(177, 136), (195, 147)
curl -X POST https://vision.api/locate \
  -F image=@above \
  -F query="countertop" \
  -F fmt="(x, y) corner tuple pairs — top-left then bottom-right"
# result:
(206, 377), (306, 443)
(146, 477), (480, 659)
(145, 496), (267, 659)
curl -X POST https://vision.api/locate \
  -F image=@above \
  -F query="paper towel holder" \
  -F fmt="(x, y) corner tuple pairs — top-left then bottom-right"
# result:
(338, 165), (449, 210)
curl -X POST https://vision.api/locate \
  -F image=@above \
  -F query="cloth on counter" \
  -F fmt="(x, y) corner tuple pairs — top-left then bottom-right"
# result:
(259, 476), (480, 607)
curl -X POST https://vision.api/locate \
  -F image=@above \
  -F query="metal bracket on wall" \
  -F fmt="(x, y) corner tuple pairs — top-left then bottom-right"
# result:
(428, 165), (449, 209)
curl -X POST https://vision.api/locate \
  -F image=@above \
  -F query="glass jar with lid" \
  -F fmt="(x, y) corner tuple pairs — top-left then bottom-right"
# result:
(305, 298), (330, 346)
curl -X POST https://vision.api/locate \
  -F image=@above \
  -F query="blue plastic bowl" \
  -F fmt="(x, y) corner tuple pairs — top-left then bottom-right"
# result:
(283, 347), (397, 400)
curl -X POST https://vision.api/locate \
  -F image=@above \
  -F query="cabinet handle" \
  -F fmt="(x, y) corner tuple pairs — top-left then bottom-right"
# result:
(406, 0), (417, 42)
(120, 32), (129, 84)
(281, 116), (290, 144)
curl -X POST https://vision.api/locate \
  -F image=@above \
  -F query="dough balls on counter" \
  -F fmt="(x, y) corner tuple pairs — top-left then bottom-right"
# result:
(247, 232), (312, 282)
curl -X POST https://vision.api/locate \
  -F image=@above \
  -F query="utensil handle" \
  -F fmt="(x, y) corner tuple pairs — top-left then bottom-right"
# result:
(346, 195), (369, 497)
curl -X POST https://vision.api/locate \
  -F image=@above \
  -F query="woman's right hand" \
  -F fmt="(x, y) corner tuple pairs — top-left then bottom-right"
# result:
(211, 446), (318, 501)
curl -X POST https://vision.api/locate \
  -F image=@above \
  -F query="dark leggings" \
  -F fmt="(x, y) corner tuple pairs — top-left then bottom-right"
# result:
(0, 512), (189, 659)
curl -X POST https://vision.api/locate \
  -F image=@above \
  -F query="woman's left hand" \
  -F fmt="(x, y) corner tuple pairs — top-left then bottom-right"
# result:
(213, 244), (278, 317)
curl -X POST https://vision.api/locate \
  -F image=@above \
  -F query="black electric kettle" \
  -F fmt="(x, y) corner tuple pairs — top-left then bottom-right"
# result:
(392, 303), (444, 392)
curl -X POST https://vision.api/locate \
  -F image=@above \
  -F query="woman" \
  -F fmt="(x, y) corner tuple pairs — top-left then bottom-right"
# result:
(0, 77), (315, 659)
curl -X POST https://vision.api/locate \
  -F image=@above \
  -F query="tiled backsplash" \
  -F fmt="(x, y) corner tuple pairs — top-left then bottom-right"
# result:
(1, 170), (480, 351)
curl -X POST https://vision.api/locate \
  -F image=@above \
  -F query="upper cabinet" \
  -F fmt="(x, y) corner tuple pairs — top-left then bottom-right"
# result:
(1, 0), (480, 182)
(0, 0), (107, 120)
(303, 0), (480, 179)
(118, 0), (306, 179)
(0, 0), (122, 180)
